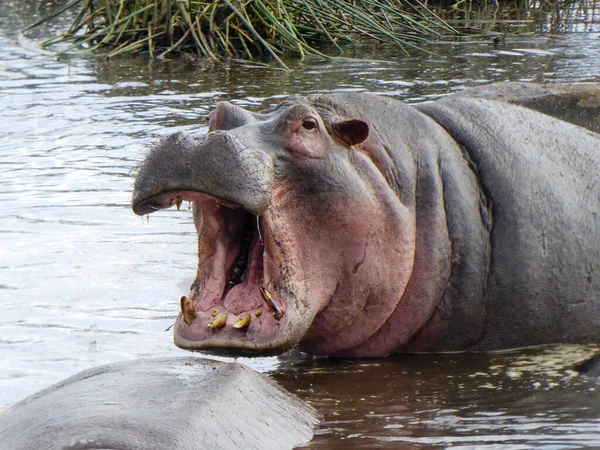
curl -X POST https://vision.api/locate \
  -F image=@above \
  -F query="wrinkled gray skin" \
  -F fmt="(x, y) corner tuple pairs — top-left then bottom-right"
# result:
(0, 358), (319, 450)
(452, 82), (600, 133)
(133, 82), (600, 358)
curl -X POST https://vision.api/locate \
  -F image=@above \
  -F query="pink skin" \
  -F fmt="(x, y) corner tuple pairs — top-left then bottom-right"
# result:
(276, 147), (416, 355)
(175, 197), (303, 352)
(337, 165), (450, 356)
(170, 102), (417, 355)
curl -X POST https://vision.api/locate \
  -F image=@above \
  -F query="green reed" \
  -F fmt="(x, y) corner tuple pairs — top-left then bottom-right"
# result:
(25, 0), (459, 69)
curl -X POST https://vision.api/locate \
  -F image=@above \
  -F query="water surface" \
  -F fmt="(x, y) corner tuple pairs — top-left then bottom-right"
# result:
(0, 1), (599, 447)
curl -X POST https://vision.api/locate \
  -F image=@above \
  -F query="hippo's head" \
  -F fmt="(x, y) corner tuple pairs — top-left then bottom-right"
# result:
(133, 97), (415, 356)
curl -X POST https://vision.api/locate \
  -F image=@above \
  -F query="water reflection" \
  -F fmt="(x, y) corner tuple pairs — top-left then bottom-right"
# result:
(0, 0), (599, 446)
(439, 0), (600, 34)
(275, 346), (600, 449)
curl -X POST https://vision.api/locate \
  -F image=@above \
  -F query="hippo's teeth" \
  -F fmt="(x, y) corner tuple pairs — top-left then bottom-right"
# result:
(171, 196), (183, 210)
(233, 313), (251, 329)
(257, 216), (263, 243)
(255, 309), (263, 318)
(260, 288), (284, 320)
(207, 313), (228, 329)
(180, 296), (197, 325)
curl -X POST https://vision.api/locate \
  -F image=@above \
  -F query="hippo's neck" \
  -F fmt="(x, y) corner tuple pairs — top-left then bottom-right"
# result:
(385, 109), (493, 353)
(318, 94), (492, 356)
(399, 132), (493, 352)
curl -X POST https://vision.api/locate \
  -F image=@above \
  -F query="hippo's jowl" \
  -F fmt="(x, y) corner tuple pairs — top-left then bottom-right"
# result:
(133, 84), (600, 357)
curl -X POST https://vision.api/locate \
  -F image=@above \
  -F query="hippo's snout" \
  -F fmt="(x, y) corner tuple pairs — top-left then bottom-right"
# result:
(132, 131), (274, 216)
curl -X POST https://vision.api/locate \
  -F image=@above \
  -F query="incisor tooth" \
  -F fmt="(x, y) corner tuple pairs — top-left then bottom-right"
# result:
(180, 296), (197, 325)
(207, 313), (227, 329)
(233, 313), (251, 329)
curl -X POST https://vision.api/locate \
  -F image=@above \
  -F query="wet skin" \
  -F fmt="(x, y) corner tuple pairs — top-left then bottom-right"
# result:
(133, 83), (600, 357)
(0, 358), (319, 450)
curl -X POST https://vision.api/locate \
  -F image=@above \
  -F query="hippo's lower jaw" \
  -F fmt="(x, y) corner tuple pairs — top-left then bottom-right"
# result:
(163, 193), (311, 356)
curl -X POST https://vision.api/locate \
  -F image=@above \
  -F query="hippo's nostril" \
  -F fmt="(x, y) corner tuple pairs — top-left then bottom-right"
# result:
(302, 118), (318, 130)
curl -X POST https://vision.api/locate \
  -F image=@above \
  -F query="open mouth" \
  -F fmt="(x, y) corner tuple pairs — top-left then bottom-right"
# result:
(133, 190), (301, 356)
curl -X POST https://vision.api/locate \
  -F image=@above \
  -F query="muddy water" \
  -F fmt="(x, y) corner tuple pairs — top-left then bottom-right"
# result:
(1, 0), (599, 447)
(275, 346), (600, 449)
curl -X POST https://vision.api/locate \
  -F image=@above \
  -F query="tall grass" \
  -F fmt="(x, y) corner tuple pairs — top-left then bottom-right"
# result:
(26, 0), (459, 69)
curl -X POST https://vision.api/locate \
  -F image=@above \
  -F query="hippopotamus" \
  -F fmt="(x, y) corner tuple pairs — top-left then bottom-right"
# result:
(0, 358), (319, 450)
(132, 83), (600, 358)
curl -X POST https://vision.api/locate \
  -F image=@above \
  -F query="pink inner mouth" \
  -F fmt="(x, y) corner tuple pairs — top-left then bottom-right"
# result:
(145, 192), (294, 354)
(191, 201), (266, 314)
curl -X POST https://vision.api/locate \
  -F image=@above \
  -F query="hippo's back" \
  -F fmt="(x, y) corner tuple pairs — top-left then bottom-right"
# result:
(418, 97), (600, 349)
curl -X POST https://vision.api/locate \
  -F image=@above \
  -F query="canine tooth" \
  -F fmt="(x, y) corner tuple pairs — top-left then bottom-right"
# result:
(180, 296), (197, 325)
(233, 314), (251, 329)
(260, 288), (284, 320)
(171, 196), (183, 210)
(257, 216), (263, 243)
(207, 313), (227, 329)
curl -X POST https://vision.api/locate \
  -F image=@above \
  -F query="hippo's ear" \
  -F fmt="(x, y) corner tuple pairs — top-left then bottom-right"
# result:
(332, 119), (369, 147)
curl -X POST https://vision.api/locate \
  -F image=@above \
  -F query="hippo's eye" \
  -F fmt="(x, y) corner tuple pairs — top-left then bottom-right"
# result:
(301, 118), (318, 131)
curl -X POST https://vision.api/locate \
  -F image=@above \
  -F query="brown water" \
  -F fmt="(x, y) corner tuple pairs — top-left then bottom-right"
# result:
(0, 0), (599, 447)
(275, 346), (600, 449)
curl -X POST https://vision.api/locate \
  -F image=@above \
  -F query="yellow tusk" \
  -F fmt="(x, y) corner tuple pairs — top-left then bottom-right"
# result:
(233, 313), (251, 329)
(207, 313), (228, 329)
(260, 288), (284, 320)
(180, 296), (197, 325)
